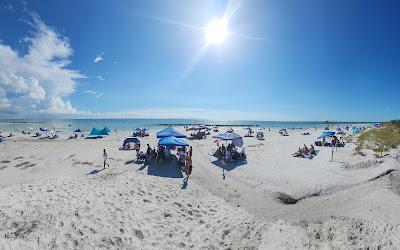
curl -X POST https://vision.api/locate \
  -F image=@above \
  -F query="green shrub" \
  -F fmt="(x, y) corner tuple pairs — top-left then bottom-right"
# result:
(357, 120), (400, 154)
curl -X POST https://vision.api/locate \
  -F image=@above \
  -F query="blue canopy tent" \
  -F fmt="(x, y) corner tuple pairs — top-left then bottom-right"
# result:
(89, 127), (101, 136)
(317, 131), (335, 139)
(158, 136), (189, 147)
(40, 127), (48, 132)
(99, 127), (110, 136)
(157, 126), (187, 138)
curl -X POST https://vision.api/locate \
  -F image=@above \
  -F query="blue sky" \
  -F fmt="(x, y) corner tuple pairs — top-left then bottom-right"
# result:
(0, 0), (399, 121)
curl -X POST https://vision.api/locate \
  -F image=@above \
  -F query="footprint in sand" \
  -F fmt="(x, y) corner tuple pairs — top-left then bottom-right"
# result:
(1, 160), (11, 163)
(133, 229), (144, 240)
(14, 161), (36, 169)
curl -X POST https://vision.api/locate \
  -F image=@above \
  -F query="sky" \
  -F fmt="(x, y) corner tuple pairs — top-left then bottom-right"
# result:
(0, 0), (399, 121)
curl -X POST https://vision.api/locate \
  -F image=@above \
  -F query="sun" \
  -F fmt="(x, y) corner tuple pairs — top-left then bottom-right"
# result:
(205, 19), (228, 45)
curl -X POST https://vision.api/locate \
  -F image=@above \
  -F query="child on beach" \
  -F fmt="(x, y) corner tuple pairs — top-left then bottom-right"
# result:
(103, 149), (109, 169)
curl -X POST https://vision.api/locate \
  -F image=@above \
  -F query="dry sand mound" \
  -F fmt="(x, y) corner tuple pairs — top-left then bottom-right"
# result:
(0, 169), (264, 250)
(260, 217), (400, 249)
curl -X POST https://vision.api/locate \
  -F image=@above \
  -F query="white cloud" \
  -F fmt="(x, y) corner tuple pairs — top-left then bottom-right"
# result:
(0, 12), (85, 115)
(40, 95), (87, 115)
(97, 75), (104, 81)
(85, 108), (299, 121)
(94, 52), (104, 63)
(83, 90), (104, 98)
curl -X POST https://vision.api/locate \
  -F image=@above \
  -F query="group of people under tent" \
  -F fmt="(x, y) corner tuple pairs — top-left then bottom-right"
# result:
(213, 142), (246, 162)
(133, 143), (194, 179)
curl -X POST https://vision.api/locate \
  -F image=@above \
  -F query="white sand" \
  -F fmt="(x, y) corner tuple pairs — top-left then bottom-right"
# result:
(0, 127), (400, 249)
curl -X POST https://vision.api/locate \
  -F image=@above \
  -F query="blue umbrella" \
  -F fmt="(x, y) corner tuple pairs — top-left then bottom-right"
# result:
(158, 136), (189, 147)
(74, 129), (82, 133)
(212, 132), (242, 141)
(317, 131), (335, 139)
(157, 126), (187, 138)
(40, 127), (48, 131)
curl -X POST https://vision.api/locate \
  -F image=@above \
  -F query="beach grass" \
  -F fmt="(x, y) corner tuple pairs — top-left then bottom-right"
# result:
(357, 120), (400, 154)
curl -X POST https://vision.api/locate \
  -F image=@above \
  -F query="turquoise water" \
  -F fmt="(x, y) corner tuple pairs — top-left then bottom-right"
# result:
(0, 119), (376, 132)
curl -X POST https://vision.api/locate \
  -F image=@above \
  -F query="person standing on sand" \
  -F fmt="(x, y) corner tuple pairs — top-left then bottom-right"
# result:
(184, 153), (192, 180)
(103, 149), (109, 169)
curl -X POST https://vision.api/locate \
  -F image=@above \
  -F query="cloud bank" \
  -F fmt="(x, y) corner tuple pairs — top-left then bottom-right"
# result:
(0, 12), (85, 115)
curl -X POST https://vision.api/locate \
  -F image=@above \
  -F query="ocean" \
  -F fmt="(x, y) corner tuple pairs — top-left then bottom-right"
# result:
(0, 119), (376, 132)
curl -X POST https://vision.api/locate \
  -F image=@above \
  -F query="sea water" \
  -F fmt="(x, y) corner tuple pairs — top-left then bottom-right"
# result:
(0, 119), (376, 133)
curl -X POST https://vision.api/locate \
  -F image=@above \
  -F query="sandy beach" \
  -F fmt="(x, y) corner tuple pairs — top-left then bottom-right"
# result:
(0, 126), (399, 249)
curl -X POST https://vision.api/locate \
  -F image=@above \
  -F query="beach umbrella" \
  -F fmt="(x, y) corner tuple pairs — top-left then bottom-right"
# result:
(212, 132), (242, 141)
(74, 129), (82, 133)
(135, 128), (142, 131)
(158, 136), (189, 147)
(157, 126), (187, 138)
(317, 131), (335, 139)
(39, 127), (48, 131)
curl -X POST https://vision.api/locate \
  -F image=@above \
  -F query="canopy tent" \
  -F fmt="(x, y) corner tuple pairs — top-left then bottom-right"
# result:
(39, 127), (48, 131)
(317, 131), (335, 139)
(99, 127), (110, 136)
(89, 127), (101, 136)
(158, 136), (189, 147)
(157, 126), (187, 138)
(213, 132), (243, 147)
(123, 137), (140, 145)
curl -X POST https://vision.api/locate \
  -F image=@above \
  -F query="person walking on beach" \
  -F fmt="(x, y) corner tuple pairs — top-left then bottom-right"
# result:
(103, 149), (109, 169)
(184, 153), (193, 181)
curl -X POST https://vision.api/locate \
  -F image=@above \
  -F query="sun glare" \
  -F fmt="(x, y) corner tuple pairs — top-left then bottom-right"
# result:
(205, 19), (228, 45)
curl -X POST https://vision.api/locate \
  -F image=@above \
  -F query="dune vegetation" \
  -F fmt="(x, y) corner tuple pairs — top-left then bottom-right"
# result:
(357, 120), (400, 155)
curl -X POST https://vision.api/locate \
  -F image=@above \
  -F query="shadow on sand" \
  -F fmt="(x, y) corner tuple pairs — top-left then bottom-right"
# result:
(143, 155), (183, 178)
(87, 168), (104, 175)
(211, 159), (247, 171)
